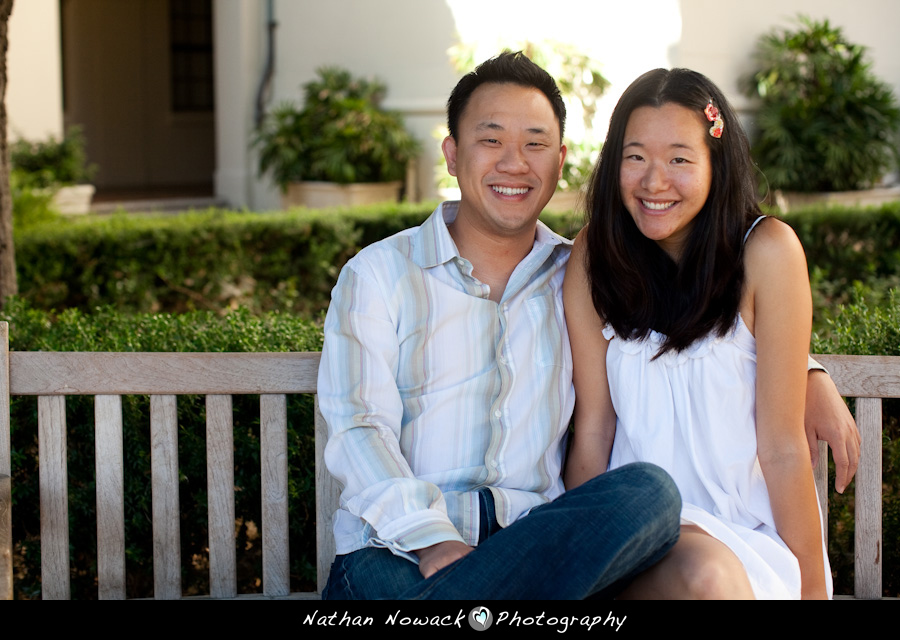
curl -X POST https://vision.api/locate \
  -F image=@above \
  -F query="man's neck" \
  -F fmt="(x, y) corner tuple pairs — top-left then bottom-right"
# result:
(447, 214), (536, 304)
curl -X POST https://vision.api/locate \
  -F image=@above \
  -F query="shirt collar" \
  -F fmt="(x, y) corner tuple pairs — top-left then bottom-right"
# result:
(411, 201), (571, 270)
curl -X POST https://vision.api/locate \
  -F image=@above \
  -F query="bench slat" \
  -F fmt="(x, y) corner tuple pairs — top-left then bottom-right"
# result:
(814, 354), (900, 398)
(95, 395), (126, 599)
(814, 440), (828, 546)
(0, 323), (10, 601)
(151, 395), (182, 599)
(315, 397), (340, 594)
(0, 474), (11, 601)
(38, 395), (70, 600)
(261, 394), (290, 597)
(9, 352), (320, 396)
(855, 397), (883, 599)
(207, 395), (237, 598)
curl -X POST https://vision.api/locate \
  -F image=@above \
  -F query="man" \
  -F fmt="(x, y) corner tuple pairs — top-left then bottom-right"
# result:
(317, 52), (859, 600)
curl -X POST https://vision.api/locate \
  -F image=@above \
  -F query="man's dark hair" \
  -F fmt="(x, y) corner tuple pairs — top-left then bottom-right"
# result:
(447, 50), (566, 141)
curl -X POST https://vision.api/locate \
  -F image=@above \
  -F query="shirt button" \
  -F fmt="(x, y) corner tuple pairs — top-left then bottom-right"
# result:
(494, 410), (502, 418)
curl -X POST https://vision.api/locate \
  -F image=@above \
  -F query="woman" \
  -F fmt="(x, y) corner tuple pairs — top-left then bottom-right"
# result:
(563, 68), (831, 599)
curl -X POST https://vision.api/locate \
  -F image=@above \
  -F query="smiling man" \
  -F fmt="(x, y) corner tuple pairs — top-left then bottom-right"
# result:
(317, 52), (681, 600)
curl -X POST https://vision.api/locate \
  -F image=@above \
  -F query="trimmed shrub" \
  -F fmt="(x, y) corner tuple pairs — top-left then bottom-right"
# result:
(782, 202), (900, 313)
(15, 200), (900, 327)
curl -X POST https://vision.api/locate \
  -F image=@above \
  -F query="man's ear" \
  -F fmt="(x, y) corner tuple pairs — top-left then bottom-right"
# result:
(558, 144), (567, 180)
(442, 136), (458, 177)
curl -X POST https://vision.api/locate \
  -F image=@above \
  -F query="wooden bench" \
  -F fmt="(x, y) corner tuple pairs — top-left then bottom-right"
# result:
(0, 321), (339, 600)
(0, 320), (895, 599)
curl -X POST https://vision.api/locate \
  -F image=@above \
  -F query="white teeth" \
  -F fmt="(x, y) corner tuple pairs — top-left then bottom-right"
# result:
(642, 200), (675, 210)
(493, 186), (530, 196)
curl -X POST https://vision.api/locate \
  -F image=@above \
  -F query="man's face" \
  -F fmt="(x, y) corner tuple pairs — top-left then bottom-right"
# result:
(442, 83), (566, 242)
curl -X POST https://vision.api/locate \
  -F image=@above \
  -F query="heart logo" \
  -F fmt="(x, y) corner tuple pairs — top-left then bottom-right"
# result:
(468, 606), (493, 631)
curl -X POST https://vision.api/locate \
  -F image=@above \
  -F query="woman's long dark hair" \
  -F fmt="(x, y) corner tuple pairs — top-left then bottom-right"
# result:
(584, 68), (761, 356)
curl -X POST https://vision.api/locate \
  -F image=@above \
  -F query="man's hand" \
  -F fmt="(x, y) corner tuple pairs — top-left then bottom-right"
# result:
(415, 541), (475, 579)
(805, 370), (861, 493)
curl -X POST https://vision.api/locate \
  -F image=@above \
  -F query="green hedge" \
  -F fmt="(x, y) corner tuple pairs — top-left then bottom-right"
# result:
(12, 202), (586, 319)
(2, 300), (323, 599)
(14, 203), (435, 318)
(14, 200), (900, 322)
(782, 202), (900, 313)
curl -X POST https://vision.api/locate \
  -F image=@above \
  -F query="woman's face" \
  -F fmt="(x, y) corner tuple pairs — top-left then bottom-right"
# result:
(618, 103), (712, 261)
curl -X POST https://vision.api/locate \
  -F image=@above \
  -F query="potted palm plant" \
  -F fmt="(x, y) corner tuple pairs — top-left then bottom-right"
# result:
(255, 67), (421, 209)
(743, 16), (900, 210)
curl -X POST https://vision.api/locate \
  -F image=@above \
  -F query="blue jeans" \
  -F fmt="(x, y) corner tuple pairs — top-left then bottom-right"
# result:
(322, 462), (681, 600)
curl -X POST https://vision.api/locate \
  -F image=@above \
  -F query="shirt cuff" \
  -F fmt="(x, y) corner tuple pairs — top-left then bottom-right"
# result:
(377, 510), (467, 561)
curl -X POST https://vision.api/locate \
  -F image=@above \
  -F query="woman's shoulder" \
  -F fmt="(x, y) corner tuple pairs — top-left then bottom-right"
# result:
(742, 216), (809, 312)
(566, 225), (590, 273)
(743, 216), (806, 270)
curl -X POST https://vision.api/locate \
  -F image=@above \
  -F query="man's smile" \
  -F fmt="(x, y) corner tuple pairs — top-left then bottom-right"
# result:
(492, 185), (532, 196)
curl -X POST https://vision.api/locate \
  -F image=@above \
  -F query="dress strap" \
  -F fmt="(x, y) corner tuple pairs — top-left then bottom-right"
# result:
(743, 215), (767, 245)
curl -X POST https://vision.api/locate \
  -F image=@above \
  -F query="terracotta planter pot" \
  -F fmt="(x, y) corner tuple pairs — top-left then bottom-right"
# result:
(282, 181), (402, 209)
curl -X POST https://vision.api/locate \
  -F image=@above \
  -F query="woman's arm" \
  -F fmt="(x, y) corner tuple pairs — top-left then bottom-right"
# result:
(562, 229), (618, 490)
(744, 218), (828, 599)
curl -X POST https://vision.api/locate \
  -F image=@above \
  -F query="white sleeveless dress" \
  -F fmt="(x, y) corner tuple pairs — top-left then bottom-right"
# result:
(604, 309), (833, 599)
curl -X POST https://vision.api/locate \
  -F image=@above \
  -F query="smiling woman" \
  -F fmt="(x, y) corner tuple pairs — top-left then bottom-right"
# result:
(564, 67), (831, 600)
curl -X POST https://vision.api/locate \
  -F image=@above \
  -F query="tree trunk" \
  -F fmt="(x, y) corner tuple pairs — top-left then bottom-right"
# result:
(0, 0), (17, 304)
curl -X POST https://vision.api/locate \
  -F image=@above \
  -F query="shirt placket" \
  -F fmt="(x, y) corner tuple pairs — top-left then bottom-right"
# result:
(485, 299), (511, 487)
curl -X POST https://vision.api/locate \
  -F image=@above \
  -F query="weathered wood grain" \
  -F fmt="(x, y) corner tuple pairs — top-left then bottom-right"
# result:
(855, 397), (883, 599)
(207, 394), (236, 599)
(9, 351), (320, 395)
(95, 395), (126, 599)
(38, 395), (70, 600)
(315, 397), (340, 595)
(0, 323), (10, 601)
(261, 394), (290, 597)
(814, 354), (900, 398)
(151, 395), (182, 599)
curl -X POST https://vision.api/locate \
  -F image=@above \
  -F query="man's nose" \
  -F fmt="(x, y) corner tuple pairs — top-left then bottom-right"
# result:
(496, 145), (528, 173)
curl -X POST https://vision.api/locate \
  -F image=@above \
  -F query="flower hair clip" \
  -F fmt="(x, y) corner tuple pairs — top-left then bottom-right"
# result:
(704, 100), (724, 138)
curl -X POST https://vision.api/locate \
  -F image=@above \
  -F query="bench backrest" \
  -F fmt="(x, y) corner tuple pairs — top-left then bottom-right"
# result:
(0, 322), (340, 599)
(0, 319), (896, 599)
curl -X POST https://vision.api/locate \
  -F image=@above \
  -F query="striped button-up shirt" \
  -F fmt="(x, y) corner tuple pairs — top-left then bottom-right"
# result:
(318, 202), (574, 560)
